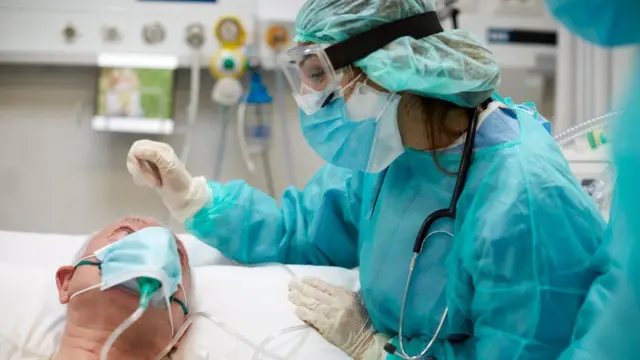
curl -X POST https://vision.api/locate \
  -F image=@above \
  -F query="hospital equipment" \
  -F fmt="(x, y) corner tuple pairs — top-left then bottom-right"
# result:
(179, 23), (206, 166)
(555, 112), (618, 147)
(555, 112), (619, 219)
(266, 23), (297, 186)
(237, 69), (276, 196)
(210, 16), (247, 180)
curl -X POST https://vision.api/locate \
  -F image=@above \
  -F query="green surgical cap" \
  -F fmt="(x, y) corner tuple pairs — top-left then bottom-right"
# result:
(295, 0), (501, 107)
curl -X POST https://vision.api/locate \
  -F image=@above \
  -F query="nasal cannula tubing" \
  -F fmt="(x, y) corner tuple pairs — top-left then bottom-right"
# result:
(101, 307), (147, 360)
(102, 278), (160, 360)
(250, 264), (312, 360)
(154, 264), (310, 360)
(252, 324), (310, 360)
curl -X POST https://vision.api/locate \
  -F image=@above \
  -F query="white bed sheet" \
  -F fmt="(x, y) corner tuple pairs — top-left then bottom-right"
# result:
(0, 230), (358, 360)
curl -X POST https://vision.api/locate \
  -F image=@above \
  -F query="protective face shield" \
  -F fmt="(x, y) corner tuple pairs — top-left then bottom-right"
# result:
(278, 12), (444, 116)
(72, 226), (189, 331)
(300, 80), (404, 173)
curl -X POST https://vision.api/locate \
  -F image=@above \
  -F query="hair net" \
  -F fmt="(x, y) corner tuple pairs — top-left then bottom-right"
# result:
(294, 0), (501, 107)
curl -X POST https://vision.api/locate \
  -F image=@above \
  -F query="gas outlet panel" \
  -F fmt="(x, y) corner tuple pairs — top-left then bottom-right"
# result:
(0, 0), (254, 67)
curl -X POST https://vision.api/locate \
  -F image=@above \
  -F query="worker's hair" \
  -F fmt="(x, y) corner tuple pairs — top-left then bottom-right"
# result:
(400, 93), (477, 175)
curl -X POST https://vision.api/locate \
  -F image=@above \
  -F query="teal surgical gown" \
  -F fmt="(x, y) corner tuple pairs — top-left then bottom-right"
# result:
(186, 104), (606, 359)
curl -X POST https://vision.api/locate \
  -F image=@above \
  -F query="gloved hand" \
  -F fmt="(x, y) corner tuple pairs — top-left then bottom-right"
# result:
(288, 277), (389, 360)
(127, 139), (211, 223)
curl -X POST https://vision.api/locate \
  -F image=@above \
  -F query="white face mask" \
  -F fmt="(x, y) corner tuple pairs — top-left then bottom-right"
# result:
(345, 81), (392, 121)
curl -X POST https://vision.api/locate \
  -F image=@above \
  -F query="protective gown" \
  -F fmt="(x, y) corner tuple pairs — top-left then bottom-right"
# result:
(544, 1), (640, 358)
(557, 61), (640, 360)
(186, 102), (605, 359)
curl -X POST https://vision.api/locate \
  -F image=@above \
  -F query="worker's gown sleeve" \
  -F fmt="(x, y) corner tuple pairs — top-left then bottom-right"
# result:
(558, 66), (640, 360)
(384, 108), (605, 359)
(545, 0), (640, 46)
(556, 193), (635, 360)
(185, 164), (362, 267)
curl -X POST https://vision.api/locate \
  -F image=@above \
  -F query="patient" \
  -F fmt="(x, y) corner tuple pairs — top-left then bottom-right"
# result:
(53, 217), (192, 360)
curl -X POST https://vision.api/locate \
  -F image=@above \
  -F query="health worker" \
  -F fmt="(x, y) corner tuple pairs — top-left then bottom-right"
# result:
(127, 0), (606, 359)
(546, 1), (640, 359)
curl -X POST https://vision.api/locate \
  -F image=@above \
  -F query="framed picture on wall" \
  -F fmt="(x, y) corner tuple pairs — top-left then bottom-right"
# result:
(92, 54), (178, 134)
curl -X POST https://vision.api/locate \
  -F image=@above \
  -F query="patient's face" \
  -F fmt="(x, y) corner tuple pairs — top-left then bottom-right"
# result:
(55, 217), (192, 353)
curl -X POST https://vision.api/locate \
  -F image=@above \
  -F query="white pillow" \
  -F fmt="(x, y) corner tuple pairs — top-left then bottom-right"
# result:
(0, 231), (86, 267)
(0, 231), (360, 360)
(0, 262), (66, 360)
(0, 230), (231, 267)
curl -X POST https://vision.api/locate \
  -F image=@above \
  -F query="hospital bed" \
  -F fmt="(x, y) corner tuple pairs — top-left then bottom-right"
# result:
(0, 230), (358, 360)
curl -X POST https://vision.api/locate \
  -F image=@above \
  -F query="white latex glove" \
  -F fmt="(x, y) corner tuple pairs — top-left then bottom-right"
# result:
(288, 277), (389, 360)
(126, 139), (211, 223)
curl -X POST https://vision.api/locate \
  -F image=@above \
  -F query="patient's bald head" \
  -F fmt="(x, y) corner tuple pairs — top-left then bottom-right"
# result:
(54, 217), (192, 360)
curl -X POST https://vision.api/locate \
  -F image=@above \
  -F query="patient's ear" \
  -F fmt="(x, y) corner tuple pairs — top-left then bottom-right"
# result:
(56, 266), (75, 304)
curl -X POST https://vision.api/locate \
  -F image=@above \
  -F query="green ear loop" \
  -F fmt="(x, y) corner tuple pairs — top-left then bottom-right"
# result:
(170, 297), (189, 315)
(75, 260), (102, 269)
(75, 261), (188, 315)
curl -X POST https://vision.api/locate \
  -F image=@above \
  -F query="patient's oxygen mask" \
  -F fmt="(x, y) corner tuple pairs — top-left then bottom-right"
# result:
(70, 227), (189, 360)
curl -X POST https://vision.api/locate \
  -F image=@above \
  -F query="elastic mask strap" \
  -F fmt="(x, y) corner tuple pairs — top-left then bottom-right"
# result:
(339, 72), (364, 96)
(68, 258), (102, 301)
(75, 260), (102, 269)
(171, 297), (189, 315)
(69, 283), (101, 301)
(169, 286), (189, 315)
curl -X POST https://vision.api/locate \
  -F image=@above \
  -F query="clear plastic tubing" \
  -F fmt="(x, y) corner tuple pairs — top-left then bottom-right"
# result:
(554, 112), (620, 147)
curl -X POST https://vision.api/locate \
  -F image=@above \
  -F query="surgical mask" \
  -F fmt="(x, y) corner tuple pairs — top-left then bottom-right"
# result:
(299, 80), (404, 173)
(294, 71), (345, 116)
(72, 227), (188, 332)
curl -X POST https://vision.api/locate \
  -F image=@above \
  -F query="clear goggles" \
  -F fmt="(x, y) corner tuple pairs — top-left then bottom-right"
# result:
(279, 44), (345, 115)
(277, 11), (445, 116)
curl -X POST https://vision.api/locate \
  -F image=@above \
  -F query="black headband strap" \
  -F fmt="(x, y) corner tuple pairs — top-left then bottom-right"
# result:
(325, 11), (444, 70)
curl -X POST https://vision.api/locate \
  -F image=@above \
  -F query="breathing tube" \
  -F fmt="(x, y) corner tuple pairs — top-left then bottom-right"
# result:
(554, 112), (620, 147)
(249, 264), (311, 360)
(153, 264), (311, 360)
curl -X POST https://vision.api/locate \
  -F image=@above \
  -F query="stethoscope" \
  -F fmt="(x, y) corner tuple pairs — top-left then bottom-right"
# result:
(383, 105), (480, 360)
